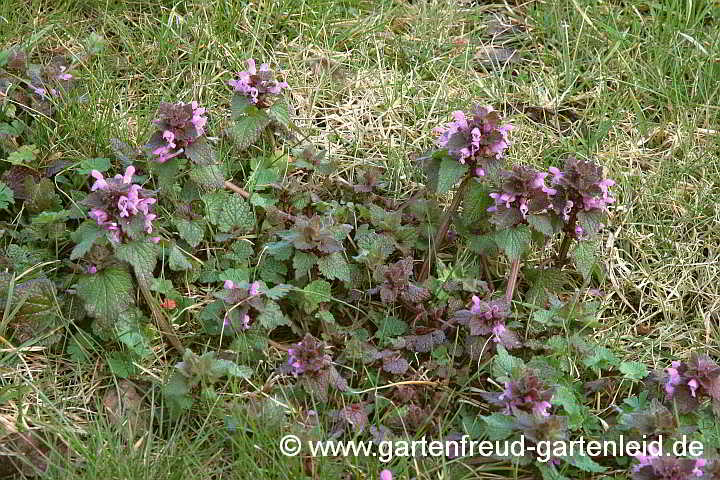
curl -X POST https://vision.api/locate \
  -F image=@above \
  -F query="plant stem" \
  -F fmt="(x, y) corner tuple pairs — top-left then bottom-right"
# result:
(479, 254), (494, 291)
(556, 233), (572, 267)
(418, 174), (473, 282)
(505, 258), (521, 303)
(136, 272), (185, 355)
(224, 180), (250, 199)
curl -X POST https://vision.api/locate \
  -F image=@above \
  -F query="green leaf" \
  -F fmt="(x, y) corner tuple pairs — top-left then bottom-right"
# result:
(436, 157), (469, 194)
(222, 362), (253, 379)
(174, 218), (204, 248)
(527, 213), (558, 236)
(552, 385), (585, 428)
(0, 274), (61, 344)
(26, 178), (59, 213)
(151, 157), (185, 190)
(467, 233), (498, 255)
(266, 241), (293, 261)
(115, 241), (158, 277)
(560, 453), (607, 473)
(184, 136), (216, 166)
(76, 267), (135, 320)
(577, 210), (606, 238)
(163, 371), (193, 412)
(375, 317), (408, 339)
(302, 280), (332, 313)
(190, 164), (225, 189)
(0, 181), (15, 210)
(228, 108), (271, 149)
(492, 345), (525, 382)
(228, 240), (254, 262)
(317, 252), (351, 283)
(583, 346), (619, 373)
(257, 301), (290, 329)
(619, 361), (649, 380)
(293, 251), (317, 278)
(75, 157), (111, 175)
(115, 309), (152, 358)
(202, 191), (256, 233)
(258, 257), (287, 284)
(5, 145), (39, 166)
(150, 278), (174, 295)
(315, 311), (335, 324)
(169, 244), (193, 271)
(524, 267), (568, 307)
(70, 221), (105, 260)
(265, 284), (292, 300)
(218, 268), (250, 285)
(267, 101), (290, 128)
(493, 225), (531, 261)
(107, 351), (137, 378)
(572, 241), (596, 280)
(419, 150), (445, 193)
(230, 93), (252, 120)
(250, 194), (277, 207)
(460, 181), (493, 225)
(481, 413), (516, 440)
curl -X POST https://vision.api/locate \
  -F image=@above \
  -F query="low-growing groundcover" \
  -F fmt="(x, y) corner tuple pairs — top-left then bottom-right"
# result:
(1, 0), (720, 479)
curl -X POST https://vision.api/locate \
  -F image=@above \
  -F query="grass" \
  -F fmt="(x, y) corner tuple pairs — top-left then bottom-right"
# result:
(1, 0), (720, 478)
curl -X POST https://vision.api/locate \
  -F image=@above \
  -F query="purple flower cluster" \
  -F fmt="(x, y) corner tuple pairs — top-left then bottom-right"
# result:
(486, 158), (615, 238)
(82, 165), (157, 243)
(482, 371), (554, 417)
(27, 62), (74, 99)
(487, 165), (557, 228)
(148, 101), (208, 163)
(663, 353), (720, 412)
(547, 157), (615, 238)
(433, 105), (513, 177)
(287, 334), (333, 377)
(632, 444), (710, 479)
(452, 296), (520, 349)
(218, 280), (263, 333)
(229, 59), (289, 108)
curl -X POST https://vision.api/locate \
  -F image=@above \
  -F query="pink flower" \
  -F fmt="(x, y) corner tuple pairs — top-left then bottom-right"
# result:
(379, 470), (393, 480)
(532, 400), (552, 417)
(665, 361), (682, 396)
(56, 66), (73, 81)
(229, 58), (288, 107)
(90, 170), (109, 191)
(224, 280), (235, 290)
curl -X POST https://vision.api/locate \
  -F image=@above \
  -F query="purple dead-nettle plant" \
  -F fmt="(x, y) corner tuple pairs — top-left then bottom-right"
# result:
(433, 105), (513, 177)
(452, 296), (520, 349)
(663, 353), (720, 413)
(147, 101), (208, 163)
(215, 280), (264, 333)
(368, 257), (430, 305)
(82, 165), (157, 243)
(283, 333), (348, 401)
(487, 165), (559, 230)
(631, 443), (708, 480)
(547, 156), (615, 239)
(278, 215), (352, 254)
(229, 58), (289, 108)
(481, 370), (554, 417)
